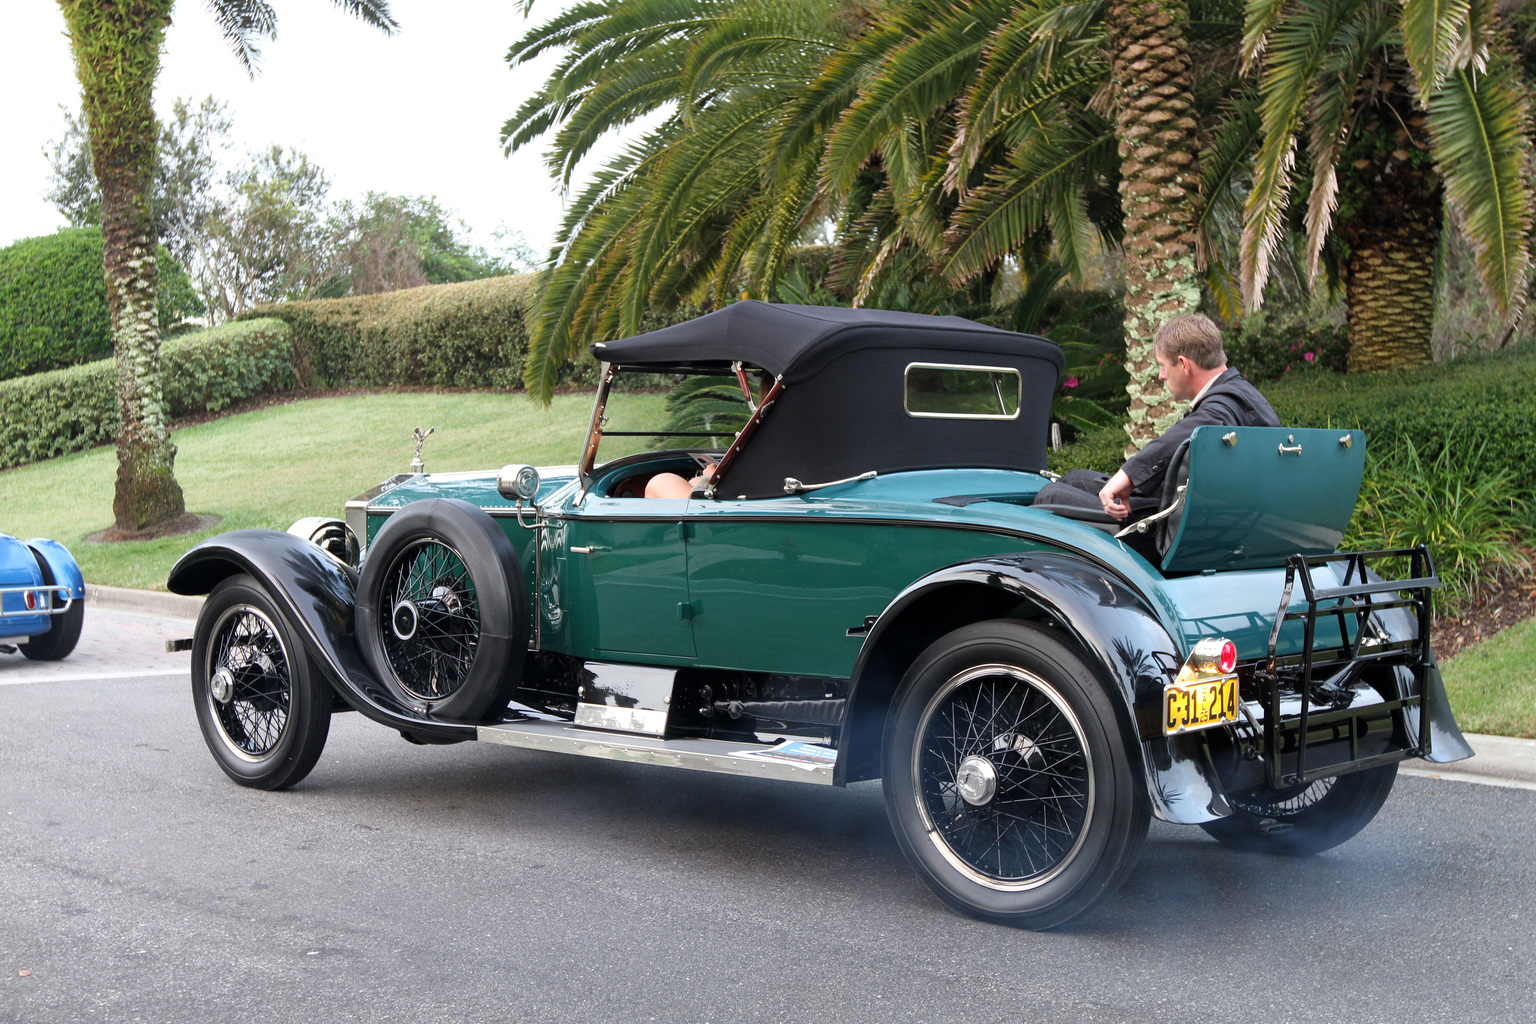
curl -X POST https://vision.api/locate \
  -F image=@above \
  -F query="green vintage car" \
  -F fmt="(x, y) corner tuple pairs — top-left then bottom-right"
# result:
(168, 302), (1471, 928)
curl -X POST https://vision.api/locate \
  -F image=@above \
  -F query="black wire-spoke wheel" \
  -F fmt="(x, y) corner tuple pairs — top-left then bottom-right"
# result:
(379, 539), (481, 702)
(191, 575), (331, 790)
(357, 499), (525, 722)
(884, 621), (1148, 929)
(915, 665), (1094, 889)
(1200, 765), (1397, 856)
(207, 605), (292, 756)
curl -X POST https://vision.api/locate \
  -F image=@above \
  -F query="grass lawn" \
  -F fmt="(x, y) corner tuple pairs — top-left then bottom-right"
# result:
(1440, 617), (1536, 739)
(0, 389), (665, 591)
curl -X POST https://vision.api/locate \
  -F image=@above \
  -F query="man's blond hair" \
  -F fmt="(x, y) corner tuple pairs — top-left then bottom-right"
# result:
(1153, 314), (1226, 370)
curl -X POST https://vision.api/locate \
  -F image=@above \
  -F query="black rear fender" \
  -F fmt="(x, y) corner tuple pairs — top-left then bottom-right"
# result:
(841, 551), (1226, 824)
(167, 529), (474, 742)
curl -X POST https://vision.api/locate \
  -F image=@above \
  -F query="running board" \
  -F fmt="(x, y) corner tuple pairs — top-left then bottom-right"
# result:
(475, 719), (836, 785)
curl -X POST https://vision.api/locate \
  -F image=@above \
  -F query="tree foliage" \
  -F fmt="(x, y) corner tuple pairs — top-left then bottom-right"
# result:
(1239, 0), (1534, 321)
(0, 227), (203, 380)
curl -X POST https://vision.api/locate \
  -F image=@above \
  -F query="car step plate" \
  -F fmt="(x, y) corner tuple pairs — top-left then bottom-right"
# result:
(476, 719), (837, 785)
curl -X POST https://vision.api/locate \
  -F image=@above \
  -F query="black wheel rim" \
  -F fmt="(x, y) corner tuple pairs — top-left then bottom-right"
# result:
(205, 605), (292, 760)
(912, 664), (1094, 890)
(379, 538), (480, 701)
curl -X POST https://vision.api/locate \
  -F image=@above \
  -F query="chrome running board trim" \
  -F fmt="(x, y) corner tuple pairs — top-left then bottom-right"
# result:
(476, 719), (836, 785)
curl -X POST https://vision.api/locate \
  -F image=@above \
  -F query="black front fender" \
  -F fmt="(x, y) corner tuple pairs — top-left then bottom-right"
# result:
(841, 551), (1226, 824)
(168, 529), (474, 742)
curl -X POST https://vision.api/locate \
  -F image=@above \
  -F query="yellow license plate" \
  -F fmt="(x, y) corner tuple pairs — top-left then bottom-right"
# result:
(1163, 676), (1239, 735)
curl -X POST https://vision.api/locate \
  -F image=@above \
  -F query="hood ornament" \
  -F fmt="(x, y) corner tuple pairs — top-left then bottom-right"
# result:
(410, 427), (435, 474)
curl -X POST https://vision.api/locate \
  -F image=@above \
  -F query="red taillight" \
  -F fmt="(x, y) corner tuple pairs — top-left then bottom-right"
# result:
(23, 591), (37, 611)
(1217, 639), (1237, 674)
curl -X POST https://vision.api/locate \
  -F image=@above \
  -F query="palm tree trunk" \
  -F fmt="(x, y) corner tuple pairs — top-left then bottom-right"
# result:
(1343, 222), (1438, 370)
(1106, 0), (1204, 451)
(1340, 109), (1440, 372)
(60, 0), (186, 532)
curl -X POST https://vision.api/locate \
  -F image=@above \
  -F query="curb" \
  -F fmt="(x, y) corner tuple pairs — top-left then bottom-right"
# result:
(86, 584), (203, 621)
(1402, 733), (1536, 791)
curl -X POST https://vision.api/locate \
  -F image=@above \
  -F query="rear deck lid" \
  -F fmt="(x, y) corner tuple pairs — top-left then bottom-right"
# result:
(1160, 426), (1365, 573)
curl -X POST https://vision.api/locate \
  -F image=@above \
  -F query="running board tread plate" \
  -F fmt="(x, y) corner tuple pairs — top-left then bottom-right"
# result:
(476, 720), (835, 785)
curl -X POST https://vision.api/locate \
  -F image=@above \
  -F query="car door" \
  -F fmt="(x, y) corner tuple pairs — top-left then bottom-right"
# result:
(684, 499), (1024, 678)
(553, 495), (697, 661)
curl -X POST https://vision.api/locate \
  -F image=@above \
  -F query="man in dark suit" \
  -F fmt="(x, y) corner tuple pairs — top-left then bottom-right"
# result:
(1037, 313), (1280, 519)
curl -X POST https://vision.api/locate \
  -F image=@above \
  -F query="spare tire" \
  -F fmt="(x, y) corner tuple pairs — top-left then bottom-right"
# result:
(356, 498), (526, 721)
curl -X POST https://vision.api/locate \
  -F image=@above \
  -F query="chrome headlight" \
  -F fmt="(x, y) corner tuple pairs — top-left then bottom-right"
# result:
(497, 464), (541, 502)
(287, 516), (360, 568)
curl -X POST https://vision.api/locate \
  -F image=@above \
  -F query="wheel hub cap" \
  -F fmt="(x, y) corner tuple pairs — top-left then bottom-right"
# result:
(391, 600), (419, 640)
(210, 667), (235, 704)
(956, 754), (999, 806)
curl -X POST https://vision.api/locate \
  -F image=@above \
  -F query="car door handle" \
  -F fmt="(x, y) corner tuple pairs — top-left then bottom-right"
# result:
(570, 545), (611, 554)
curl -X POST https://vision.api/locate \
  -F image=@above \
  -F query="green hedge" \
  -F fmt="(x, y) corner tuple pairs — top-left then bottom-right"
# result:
(1265, 346), (1536, 493)
(0, 318), (295, 470)
(0, 227), (204, 381)
(242, 274), (539, 389)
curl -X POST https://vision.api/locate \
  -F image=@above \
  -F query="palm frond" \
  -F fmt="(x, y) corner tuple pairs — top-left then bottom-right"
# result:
(203, 0), (277, 74)
(1427, 59), (1533, 313)
(1400, 0), (1476, 100)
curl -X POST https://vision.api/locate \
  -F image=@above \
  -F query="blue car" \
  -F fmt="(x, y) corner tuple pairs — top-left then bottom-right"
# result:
(0, 533), (84, 661)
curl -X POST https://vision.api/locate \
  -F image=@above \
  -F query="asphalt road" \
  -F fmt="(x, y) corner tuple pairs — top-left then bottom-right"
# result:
(2, 610), (1533, 1024)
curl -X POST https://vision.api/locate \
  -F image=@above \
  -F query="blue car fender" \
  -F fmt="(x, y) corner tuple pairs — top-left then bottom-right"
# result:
(26, 538), (85, 601)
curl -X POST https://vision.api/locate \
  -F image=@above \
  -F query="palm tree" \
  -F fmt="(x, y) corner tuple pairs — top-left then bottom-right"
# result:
(511, 0), (1240, 454)
(789, 0), (1228, 446)
(1239, 0), (1533, 370)
(56, 0), (395, 534)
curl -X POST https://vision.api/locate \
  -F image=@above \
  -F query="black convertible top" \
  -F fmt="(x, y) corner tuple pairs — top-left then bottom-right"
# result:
(590, 301), (1060, 383)
(589, 301), (1066, 497)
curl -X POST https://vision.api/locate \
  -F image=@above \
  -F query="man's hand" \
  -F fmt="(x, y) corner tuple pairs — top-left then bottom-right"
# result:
(1098, 469), (1133, 521)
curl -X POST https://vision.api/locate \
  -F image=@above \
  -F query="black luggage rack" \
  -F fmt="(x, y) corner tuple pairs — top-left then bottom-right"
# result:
(1255, 547), (1440, 788)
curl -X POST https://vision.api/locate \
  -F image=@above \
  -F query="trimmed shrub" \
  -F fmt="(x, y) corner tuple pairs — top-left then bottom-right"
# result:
(0, 227), (204, 380)
(1265, 345), (1536, 495)
(1223, 320), (1349, 383)
(244, 275), (700, 392)
(0, 318), (294, 470)
(243, 274), (538, 389)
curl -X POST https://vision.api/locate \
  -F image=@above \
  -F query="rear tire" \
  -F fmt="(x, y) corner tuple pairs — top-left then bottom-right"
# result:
(882, 620), (1149, 929)
(1200, 764), (1397, 856)
(191, 574), (331, 790)
(19, 551), (83, 661)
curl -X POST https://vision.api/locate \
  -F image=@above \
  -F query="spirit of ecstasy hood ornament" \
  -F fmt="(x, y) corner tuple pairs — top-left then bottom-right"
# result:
(410, 427), (435, 474)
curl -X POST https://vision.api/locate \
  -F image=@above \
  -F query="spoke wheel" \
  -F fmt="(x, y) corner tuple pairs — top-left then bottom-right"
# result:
(191, 575), (330, 790)
(379, 539), (481, 702)
(884, 621), (1148, 929)
(914, 665), (1093, 889)
(356, 499), (525, 722)
(1201, 764), (1397, 856)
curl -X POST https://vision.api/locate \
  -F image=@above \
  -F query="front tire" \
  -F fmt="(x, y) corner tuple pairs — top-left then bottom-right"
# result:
(191, 574), (331, 790)
(1199, 764), (1397, 856)
(883, 620), (1150, 929)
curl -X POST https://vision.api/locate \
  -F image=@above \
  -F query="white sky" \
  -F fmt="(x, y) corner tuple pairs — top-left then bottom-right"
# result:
(1, 0), (595, 255)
